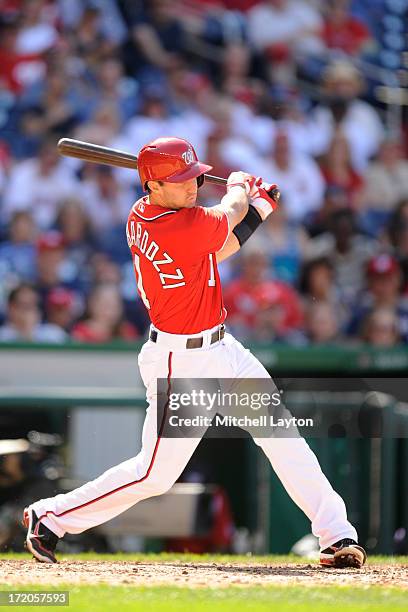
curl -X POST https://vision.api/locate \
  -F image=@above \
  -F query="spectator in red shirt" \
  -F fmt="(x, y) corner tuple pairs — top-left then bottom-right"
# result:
(72, 283), (138, 343)
(0, 19), (46, 94)
(322, 0), (373, 56)
(223, 249), (304, 342)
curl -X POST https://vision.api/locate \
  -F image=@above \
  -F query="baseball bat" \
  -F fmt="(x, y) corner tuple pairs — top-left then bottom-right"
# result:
(57, 138), (280, 201)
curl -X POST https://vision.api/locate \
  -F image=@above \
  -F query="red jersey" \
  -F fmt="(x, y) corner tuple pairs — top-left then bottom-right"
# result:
(126, 196), (229, 334)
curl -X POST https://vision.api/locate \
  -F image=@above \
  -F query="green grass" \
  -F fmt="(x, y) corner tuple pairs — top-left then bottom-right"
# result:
(0, 554), (406, 611)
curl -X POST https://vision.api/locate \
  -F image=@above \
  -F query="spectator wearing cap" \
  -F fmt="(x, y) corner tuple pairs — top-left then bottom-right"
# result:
(223, 249), (304, 342)
(308, 61), (384, 172)
(2, 138), (81, 230)
(0, 283), (66, 343)
(45, 288), (76, 334)
(360, 307), (401, 348)
(307, 209), (378, 304)
(347, 254), (408, 343)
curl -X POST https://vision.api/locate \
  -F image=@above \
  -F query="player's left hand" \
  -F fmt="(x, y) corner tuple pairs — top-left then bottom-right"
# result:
(246, 177), (280, 221)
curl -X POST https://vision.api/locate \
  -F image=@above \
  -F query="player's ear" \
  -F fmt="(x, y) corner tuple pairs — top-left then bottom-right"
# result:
(147, 180), (161, 194)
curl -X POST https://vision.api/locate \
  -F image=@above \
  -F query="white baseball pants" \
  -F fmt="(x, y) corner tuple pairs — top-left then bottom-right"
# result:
(31, 325), (357, 549)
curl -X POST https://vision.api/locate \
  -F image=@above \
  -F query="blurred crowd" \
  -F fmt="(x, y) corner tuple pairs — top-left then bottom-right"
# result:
(0, 0), (408, 347)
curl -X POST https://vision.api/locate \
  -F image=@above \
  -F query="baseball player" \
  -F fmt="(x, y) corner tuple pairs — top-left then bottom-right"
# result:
(23, 137), (366, 568)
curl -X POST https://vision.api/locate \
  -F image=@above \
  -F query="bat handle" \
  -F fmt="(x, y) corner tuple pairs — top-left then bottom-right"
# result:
(267, 187), (281, 204)
(204, 174), (227, 185)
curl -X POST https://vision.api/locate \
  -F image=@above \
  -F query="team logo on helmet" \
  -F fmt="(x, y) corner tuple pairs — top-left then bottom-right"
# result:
(182, 146), (194, 165)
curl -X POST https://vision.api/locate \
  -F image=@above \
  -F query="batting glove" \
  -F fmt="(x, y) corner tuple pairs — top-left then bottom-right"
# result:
(246, 177), (280, 220)
(226, 171), (253, 194)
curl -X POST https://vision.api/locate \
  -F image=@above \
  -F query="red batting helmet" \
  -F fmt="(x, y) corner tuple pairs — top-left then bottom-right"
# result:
(137, 137), (212, 191)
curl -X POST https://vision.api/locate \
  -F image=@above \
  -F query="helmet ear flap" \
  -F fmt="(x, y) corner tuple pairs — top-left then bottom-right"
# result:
(197, 174), (205, 188)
